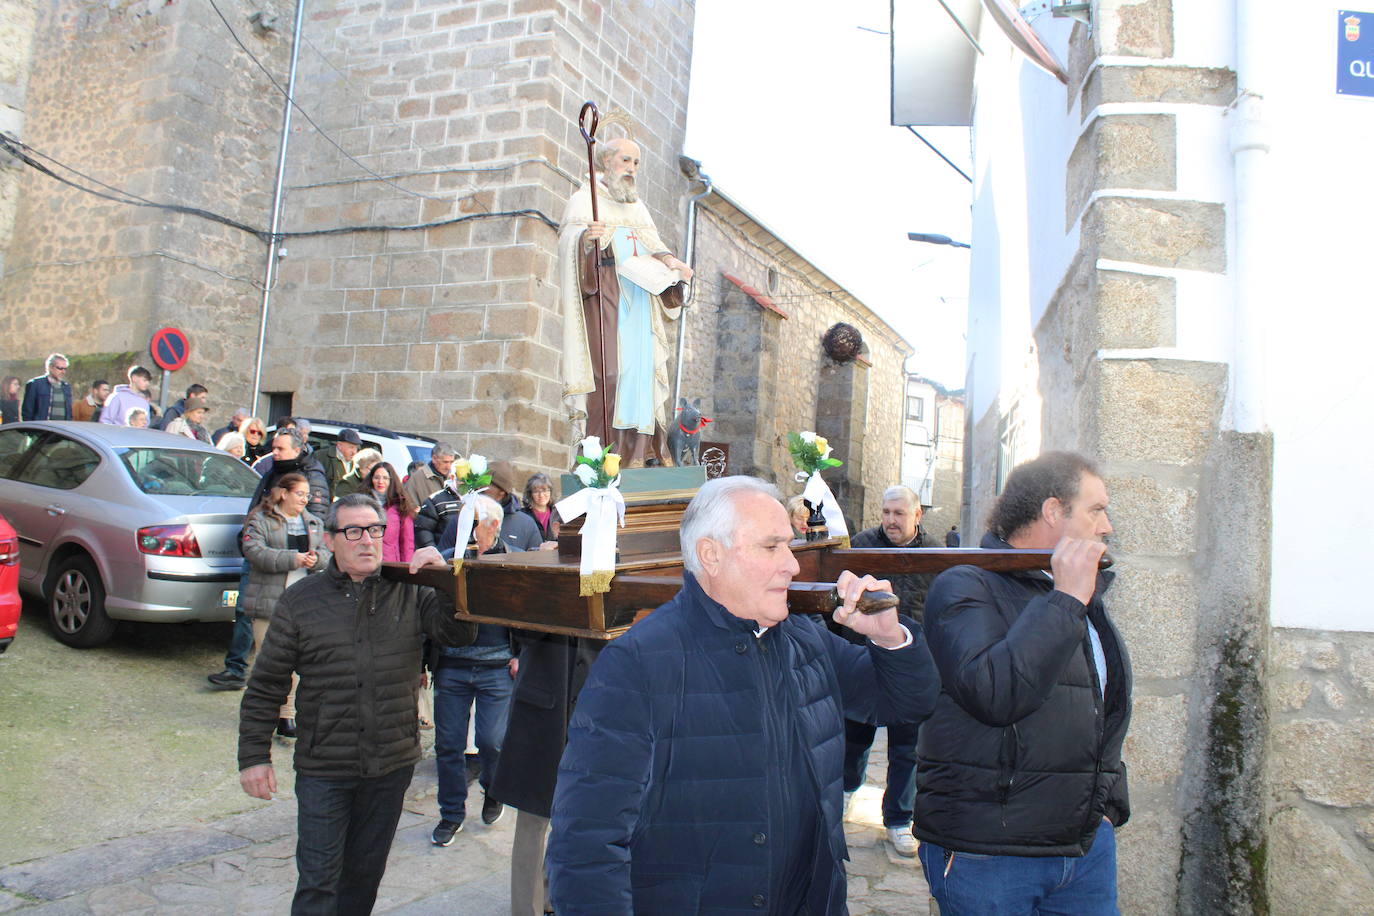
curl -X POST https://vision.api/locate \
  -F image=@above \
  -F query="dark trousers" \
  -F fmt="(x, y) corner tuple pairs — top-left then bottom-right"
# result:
(223, 562), (253, 675)
(843, 719), (919, 828)
(434, 662), (513, 821)
(292, 764), (414, 916)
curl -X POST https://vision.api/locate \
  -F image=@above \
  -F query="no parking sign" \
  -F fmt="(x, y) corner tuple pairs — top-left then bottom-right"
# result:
(150, 327), (190, 372)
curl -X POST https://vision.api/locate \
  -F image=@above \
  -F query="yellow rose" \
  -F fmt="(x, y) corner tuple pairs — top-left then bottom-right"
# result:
(603, 453), (621, 477)
(453, 459), (471, 479)
(813, 436), (828, 453)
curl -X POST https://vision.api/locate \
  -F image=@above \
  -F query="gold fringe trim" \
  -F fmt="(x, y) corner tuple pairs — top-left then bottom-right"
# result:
(579, 570), (614, 596)
(451, 557), (463, 576)
(838, 535), (851, 549)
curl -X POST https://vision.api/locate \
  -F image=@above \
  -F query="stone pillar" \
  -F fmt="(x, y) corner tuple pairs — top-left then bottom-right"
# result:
(709, 277), (781, 477)
(815, 358), (868, 525)
(1041, 6), (1271, 912)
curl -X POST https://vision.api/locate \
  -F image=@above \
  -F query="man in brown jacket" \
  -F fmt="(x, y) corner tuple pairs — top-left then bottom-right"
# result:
(237, 493), (475, 915)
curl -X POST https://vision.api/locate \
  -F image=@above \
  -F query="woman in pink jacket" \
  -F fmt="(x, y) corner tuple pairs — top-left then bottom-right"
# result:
(367, 461), (416, 562)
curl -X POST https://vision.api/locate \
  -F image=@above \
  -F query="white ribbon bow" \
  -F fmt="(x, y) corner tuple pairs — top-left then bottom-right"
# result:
(801, 470), (849, 538)
(450, 491), (480, 561)
(555, 480), (627, 595)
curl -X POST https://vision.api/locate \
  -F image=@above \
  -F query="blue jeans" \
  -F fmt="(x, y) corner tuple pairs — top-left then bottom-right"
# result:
(919, 819), (1119, 915)
(433, 662), (513, 821)
(292, 763), (414, 916)
(842, 719), (918, 828)
(223, 562), (253, 676)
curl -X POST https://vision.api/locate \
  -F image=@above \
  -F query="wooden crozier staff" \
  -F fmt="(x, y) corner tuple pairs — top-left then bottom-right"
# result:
(578, 100), (612, 443)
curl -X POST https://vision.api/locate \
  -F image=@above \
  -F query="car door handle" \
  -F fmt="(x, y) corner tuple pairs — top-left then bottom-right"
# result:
(45, 504), (66, 516)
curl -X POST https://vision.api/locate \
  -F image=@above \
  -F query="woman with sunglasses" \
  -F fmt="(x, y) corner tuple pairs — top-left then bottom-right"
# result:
(239, 416), (270, 464)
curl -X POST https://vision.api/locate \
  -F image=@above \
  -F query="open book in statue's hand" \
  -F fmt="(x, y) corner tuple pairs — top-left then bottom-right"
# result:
(617, 254), (684, 294)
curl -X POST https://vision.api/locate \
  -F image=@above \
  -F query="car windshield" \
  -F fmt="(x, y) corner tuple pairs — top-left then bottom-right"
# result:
(118, 447), (260, 498)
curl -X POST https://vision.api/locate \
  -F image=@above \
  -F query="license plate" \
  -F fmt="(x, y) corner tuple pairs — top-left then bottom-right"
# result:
(221, 589), (239, 608)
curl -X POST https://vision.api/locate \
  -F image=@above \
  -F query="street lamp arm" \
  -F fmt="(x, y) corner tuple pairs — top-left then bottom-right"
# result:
(907, 232), (971, 249)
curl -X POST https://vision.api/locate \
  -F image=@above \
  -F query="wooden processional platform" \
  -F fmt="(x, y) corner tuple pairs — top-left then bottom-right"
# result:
(382, 466), (1071, 640)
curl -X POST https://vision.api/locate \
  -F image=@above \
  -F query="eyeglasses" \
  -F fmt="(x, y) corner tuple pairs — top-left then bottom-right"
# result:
(52, 365), (67, 372)
(330, 524), (387, 541)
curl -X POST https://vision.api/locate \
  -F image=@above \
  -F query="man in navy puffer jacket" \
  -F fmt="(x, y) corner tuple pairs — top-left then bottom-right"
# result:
(547, 476), (940, 914)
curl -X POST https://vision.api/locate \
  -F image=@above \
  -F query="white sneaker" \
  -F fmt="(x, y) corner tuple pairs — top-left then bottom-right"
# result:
(886, 826), (917, 858)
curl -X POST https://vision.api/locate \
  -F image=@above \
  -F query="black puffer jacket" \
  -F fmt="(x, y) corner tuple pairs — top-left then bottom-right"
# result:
(238, 561), (476, 778)
(914, 532), (1132, 857)
(247, 454), (330, 519)
(848, 523), (935, 622)
(414, 487), (459, 549)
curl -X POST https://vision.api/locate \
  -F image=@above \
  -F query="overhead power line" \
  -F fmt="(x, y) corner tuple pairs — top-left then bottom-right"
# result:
(204, 0), (449, 204)
(0, 133), (559, 239)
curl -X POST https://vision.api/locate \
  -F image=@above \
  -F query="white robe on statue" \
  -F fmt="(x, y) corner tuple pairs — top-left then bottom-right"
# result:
(557, 183), (681, 438)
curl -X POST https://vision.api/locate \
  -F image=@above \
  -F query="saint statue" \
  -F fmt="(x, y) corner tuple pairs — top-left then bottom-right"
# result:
(558, 136), (694, 467)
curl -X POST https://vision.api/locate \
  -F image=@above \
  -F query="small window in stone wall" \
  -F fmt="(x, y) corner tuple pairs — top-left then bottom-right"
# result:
(908, 398), (925, 422)
(766, 267), (780, 295)
(266, 392), (294, 428)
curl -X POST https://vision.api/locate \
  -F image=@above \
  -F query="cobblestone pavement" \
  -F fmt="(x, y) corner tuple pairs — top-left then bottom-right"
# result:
(0, 732), (931, 914)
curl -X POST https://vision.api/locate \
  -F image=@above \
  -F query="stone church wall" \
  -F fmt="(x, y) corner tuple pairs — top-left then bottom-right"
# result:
(0, 0), (289, 403)
(269, 0), (695, 474)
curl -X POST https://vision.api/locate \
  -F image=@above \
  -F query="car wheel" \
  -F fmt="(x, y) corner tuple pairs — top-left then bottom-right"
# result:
(48, 555), (116, 648)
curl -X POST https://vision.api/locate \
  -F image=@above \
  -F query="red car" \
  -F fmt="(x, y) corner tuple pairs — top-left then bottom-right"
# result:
(0, 512), (19, 653)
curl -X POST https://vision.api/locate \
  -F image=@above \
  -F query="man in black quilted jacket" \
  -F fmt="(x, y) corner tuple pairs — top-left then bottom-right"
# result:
(916, 452), (1131, 915)
(237, 493), (475, 915)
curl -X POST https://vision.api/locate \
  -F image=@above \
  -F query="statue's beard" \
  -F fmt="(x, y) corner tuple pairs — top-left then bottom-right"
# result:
(603, 173), (638, 204)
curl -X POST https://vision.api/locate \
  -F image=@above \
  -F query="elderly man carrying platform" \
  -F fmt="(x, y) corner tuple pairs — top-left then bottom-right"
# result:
(547, 476), (940, 915)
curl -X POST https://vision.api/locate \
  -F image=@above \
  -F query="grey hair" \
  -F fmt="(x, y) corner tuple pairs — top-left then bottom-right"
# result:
(45, 352), (68, 370)
(294, 418), (311, 434)
(471, 493), (503, 525)
(881, 485), (920, 511)
(595, 136), (635, 171)
(325, 492), (386, 530)
(273, 426), (306, 451)
(680, 476), (782, 576)
(431, 441), (457, 460)
(216, 432), (246, 454)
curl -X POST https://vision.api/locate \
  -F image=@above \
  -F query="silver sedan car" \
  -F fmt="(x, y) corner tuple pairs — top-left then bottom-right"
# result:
(0, 421), (260, 647)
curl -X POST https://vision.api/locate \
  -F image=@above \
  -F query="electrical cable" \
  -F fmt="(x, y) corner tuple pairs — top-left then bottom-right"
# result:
(906, 126), (973, 184)
(204, 0), (450, 204)
(0, 133), (560, 238)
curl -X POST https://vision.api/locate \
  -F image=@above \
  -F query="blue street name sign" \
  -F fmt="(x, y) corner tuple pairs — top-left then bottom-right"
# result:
(1338, 11), (1374, 97)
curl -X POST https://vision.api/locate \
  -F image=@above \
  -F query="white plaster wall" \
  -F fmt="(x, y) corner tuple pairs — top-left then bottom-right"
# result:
(965, 5), (1374, 630)
(1256, 4), (1374, 631)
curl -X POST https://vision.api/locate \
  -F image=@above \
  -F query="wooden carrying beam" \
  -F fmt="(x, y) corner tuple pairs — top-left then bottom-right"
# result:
(379, 543), (1110, 641)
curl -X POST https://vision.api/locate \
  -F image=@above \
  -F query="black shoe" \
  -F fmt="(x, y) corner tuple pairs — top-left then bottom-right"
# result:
(481, 794), (504, 826)
(207, 670), (246, 690)
(276, 717), (297, 738)
(432, 818), (463, 846)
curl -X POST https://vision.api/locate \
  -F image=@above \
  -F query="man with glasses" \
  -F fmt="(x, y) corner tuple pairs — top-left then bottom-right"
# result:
(238, 493), (475, 915)
(20, 353), (73, 421)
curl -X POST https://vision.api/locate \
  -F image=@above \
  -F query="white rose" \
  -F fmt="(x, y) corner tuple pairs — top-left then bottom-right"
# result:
(468, 454), (488, 476)
(578, 436), (603, 460)
(799, 431), (817, 444)
(573, 463), (597, 486)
